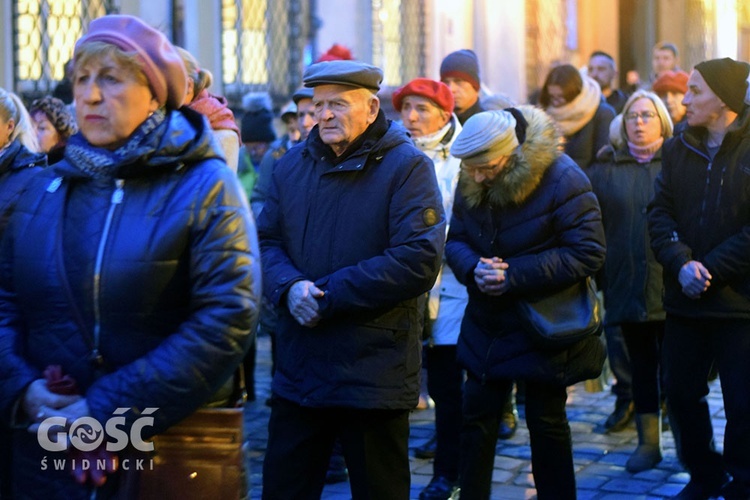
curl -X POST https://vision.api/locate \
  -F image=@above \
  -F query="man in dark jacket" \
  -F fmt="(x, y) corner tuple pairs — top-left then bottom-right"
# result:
(648, 57), (750, 500)
(258, 60), (446, 499)
(588, 51), (629, 114)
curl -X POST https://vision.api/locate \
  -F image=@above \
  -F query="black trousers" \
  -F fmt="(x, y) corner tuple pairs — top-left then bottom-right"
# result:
(604, 324), (633, 402)
(621, 321), (664, 414)
(663, 315), (750, 494)
(459, 374), (575, 500)
(262, 396), (411, 499)
(425, 344), (463, 481)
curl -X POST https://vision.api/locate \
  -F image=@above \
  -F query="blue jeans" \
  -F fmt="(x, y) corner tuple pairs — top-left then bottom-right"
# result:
(663, 315), (750, 493)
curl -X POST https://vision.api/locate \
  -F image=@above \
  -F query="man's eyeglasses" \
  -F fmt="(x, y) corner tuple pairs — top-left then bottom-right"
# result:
(624, 111), (657, 123)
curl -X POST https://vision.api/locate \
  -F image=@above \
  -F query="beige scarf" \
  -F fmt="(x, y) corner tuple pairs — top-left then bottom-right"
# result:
(545, 75), (601, 137)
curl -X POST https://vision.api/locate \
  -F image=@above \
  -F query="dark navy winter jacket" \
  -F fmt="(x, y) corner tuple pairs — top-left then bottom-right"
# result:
(0, 139), (46, 237)
(446, 106), (606, 386)
(257, 111), (445, 409)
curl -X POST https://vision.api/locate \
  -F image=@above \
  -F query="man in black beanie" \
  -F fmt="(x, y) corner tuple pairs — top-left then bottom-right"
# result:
(648, 57), (750, 500)
(440, 49), (484, 124)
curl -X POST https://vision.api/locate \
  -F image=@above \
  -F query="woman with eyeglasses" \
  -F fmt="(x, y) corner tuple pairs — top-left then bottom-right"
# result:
(446, 107), (606, 499)
(588, 90), (674, 472)
(539, 64), (616, 170)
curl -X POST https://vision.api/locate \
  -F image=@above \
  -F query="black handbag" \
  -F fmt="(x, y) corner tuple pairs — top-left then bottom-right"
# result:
(516, 277), (602, 348)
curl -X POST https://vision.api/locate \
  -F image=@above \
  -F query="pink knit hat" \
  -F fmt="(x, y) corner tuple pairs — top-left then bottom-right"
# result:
(75, 15), (187, 109)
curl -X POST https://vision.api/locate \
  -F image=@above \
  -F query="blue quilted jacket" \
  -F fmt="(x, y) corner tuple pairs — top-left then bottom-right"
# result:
(0, 108), (260, 499)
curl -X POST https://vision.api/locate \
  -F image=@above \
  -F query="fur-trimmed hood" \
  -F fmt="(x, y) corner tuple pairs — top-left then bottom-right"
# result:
(459, 105), (563, 208)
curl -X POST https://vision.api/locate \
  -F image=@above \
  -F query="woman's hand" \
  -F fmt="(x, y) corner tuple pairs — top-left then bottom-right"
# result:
(22, 379), (81, 424)
(474, 257), (510, 296)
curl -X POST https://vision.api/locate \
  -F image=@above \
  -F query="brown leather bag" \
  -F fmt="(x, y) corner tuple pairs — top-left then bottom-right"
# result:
(118, 369), (247, 499)
(134, 407), (246, 499)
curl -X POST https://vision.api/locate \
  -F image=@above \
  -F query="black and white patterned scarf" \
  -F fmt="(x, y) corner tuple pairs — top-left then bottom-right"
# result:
(64, 109), (167, 179)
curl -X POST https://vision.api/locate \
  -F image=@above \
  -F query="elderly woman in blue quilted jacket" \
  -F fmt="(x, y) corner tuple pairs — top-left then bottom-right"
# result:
(0, 15), (260, 499)
(445, 107), (606, 499)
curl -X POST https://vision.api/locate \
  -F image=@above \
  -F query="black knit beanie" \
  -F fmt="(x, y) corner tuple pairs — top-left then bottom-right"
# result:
(241, 108), (276, 143)
(694, 57), (750, 113)
(440, 49), (481, 91)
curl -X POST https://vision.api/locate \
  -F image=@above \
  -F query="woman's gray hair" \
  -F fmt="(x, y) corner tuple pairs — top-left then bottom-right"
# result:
(0, 88), (40, 152)
(616, 89), (673, 148)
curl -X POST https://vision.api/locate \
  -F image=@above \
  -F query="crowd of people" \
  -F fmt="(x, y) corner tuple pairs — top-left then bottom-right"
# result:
(0, 13), (749, 500)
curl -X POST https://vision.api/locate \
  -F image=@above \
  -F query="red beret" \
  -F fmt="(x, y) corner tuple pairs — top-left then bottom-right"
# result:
(392, 78), (454, 113)
(652, 70), (689, 95)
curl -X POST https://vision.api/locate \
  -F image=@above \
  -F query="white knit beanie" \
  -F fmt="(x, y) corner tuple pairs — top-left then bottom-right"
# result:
(450, 110), (519, 167)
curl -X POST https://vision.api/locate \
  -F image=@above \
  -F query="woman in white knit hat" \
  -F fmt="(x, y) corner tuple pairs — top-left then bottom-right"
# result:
(445, 106), (606, 499)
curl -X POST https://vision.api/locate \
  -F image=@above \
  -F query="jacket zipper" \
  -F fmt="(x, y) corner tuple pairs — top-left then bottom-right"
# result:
(91, 179), (124, 365)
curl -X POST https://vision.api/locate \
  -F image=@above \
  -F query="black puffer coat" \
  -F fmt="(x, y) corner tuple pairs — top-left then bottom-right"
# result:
(649, 109), (750, 318)
(0, 108), (260, 499)
(445, 106), (606, 386)
(588, 146), (666, 324)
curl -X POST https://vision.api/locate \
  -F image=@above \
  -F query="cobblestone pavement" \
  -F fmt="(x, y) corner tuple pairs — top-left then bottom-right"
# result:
(245, 334), (726, 499)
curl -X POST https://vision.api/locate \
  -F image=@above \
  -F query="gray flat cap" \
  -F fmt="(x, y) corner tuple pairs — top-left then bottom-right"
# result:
(303, 60), (383, 91)
(292, 87), (315, 104)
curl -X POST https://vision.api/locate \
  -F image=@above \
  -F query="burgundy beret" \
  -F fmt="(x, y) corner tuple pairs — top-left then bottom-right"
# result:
(75, 15), (187, 109)
(392, 78), (454, 113)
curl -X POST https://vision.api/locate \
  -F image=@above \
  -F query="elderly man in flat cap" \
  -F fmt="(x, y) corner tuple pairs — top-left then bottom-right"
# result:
(258, 60), (446, 498)
(648, 57), (750, 500)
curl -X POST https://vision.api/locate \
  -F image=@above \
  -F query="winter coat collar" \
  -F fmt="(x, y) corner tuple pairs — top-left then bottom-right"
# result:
(459, 105), (563, 209)
(679, 106), (750, 154)
(457, 100), (483, 125)
(0, 139), (47, 175)
(305, 110), (411, 168)
(55, 106), (222, 179)
(595, 144), (663, 165)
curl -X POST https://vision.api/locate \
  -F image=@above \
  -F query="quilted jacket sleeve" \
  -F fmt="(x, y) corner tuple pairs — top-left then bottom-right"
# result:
(502, 163), (606, 293)
(444, 190), (482, 291)
(0, 218), (41, 422)
(647, 148), (693, 278)
(85, 164), (261, 436)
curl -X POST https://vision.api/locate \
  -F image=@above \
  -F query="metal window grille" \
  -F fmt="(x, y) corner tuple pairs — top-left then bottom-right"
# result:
(222, 0), (312, 110)
(12, 0), (118, 102)
(372, 0), (425, 89)
(525, 0), (568, 98)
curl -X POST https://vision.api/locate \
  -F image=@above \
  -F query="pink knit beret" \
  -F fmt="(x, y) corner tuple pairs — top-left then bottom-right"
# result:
(75, 15), (187, 109)
(392, 78), (454, 113)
